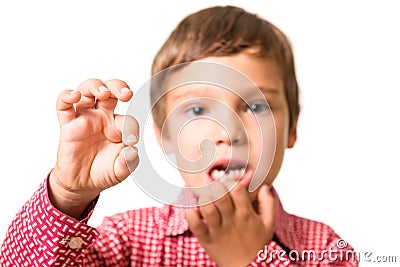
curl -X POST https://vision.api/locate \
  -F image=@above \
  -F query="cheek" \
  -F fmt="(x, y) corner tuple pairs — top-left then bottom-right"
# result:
(176, 125), (201, 161)
(178, 171), (202, 187)
(172, 120), (217, 172)
(250, 115), (276, 157)
(262, 110), (290, 184)
(247, 119), (276, 189)
(273, 111), (290, 148)
(247, 109), (290, 189)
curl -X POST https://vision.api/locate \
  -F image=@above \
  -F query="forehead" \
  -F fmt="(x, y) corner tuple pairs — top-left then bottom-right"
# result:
(156, 54), (283, 103)
(197, 54), (284, 91)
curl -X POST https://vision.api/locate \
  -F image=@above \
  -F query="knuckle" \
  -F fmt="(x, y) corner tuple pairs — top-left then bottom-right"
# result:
(214, 195), (231, 210)
(189, 220), (203, 232)
(104, 79), (128, 90)
(236, 209), (251, 221)
(59, 89), (71, 99)
(78, 79), (104, 92)
(200, 205), (215, 217)
(105, 78), (126, 84)
(84, 78), (103, 85)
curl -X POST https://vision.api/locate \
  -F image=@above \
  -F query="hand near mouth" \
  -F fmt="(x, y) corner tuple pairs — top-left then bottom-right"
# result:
(185, 181), (275, 267)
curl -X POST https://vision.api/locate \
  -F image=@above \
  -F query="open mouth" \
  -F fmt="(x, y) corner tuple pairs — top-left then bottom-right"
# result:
(208, 159), (247, 183)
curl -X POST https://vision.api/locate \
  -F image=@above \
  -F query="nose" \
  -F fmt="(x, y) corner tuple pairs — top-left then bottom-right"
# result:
(213, 112), (247, 146)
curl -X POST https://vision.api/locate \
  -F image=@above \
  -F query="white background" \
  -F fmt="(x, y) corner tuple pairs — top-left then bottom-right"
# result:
(1, 1), (399, 265)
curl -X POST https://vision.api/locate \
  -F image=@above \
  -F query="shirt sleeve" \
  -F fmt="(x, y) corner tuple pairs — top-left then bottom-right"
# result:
(0, 176), (130, 267)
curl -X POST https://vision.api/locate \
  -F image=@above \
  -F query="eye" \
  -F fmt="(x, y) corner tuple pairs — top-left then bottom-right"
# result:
(246, 103), (271, 114)
(187, 106), (206, 116)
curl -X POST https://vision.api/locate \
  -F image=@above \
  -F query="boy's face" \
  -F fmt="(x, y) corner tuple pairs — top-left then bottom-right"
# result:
(154, 52), (297, 202)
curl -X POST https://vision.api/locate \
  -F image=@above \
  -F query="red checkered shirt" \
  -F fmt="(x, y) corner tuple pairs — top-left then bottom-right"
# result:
(1, 177), (358, 266)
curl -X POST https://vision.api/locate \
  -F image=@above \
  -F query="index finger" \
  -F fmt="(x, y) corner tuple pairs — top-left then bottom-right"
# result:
(56, 89), (81, 125)
(94, 79), (133, 111)
(75, 79), (111, 110)
(104, 79), (133, 102)
(208, 181), (235, 218)
(229, 182), (254, 215)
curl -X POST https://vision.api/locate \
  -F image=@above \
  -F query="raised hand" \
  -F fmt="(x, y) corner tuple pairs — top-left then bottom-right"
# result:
(185, 183), (274, 267)
(49, 79), (139, 218)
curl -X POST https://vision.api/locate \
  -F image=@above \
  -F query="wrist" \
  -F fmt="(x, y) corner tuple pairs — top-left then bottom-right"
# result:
(48, 169), (99, 218)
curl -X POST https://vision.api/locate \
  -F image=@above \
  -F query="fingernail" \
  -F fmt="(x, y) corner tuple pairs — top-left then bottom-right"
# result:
(124, 147), (137, 161)
(99, 86), (109, 93)
(126, 134), (137, 144)
(121, 87), (131, 94)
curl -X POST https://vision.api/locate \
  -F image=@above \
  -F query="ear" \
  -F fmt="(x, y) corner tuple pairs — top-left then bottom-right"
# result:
(287, 119), (298, 149)
(153, 122), (174, 153)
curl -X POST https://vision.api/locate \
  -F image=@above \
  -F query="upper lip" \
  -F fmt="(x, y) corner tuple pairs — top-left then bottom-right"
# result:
(207, 158), (247, 177)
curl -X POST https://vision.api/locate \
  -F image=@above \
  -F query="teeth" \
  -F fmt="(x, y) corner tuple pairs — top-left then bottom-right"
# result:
(211, 167), (245, 182)
(211, 169), (225, 179)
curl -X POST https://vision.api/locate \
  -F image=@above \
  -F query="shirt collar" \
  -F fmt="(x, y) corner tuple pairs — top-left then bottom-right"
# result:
(162, 188), (195, 236)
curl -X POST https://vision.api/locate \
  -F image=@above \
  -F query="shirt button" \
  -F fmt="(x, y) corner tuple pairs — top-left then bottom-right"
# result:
(68, 237), (83, 249)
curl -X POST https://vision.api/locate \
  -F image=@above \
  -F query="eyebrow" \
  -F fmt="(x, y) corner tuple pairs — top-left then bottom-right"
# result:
(166, 87), (208, 101)
(166, 85), (281, 102)
(258, 86), (281, 95)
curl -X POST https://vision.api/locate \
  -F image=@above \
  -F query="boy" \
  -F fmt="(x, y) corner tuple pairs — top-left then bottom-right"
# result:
(1, 5), (357, 267)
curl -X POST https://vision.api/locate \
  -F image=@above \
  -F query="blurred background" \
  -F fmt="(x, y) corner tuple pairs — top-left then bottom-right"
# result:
(1, 1), (399, 265)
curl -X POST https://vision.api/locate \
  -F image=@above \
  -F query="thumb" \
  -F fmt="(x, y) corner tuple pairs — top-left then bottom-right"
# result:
(113, 146), (139, 184)
(257, 185), (275, 226)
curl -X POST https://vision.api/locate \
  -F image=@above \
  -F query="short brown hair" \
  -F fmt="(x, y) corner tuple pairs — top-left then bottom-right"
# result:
(151, 5), (300, 133)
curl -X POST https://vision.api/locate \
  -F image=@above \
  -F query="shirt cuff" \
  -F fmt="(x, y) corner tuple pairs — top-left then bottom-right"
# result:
(26, 175), (100, 262)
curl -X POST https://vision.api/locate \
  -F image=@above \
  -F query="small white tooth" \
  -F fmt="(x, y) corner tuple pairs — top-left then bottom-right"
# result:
(211, 169), (227, 179)
(220, 174), (227, 182)
(211, 169), (219, 179)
